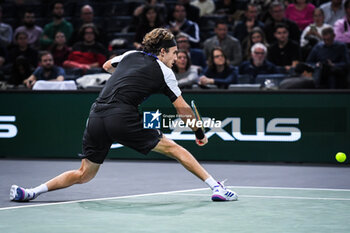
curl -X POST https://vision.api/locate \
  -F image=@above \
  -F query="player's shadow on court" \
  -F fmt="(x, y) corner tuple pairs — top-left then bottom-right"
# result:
(78, 200), (210, 216)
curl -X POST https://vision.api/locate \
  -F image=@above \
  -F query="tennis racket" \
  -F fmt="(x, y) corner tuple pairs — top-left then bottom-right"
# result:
(191, 100), (206, 145)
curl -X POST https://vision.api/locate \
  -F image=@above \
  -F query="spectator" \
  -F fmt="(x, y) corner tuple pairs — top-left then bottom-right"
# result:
(8, 56), (33, 86)
(320, 0), (344, 26)
(172, 49), (199, 88)
(40, 1), (73, 49)
(215, 0), (236, 22)
(285, 0), (316, 30)
(203, 20), (242, 66)
(268, 23), (301, 71)
(263, 1), (301, 44)
(334, 0), (350, 46)
(199, 47), (237, 88)
(71, 5), (105, 46)
(168, 3), (200, 46)
(279, 62), (316, 88)
(300, 8), (331, 59)
(8, 31), (38, 69)
(242, 27), (269, 61)
(307, 27), (350, 88)
(133, 5), (165, 50)
(176, 33), (206, 69)
(190, 0), (215, 17)
(63, 24), (107, 71)
(49, 31), (71, 67)
(13, 10), (43, 50)
(0, 6), (13, 48)
(239, 43), (279, 81)
(233, 3), (265, 42)
(23, 51), (65, 89)
(175, 0), (200, 23)
(131, 0), (167, 32)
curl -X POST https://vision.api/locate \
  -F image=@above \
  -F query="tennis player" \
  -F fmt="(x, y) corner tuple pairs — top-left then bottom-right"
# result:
(10, 28), (237, 202)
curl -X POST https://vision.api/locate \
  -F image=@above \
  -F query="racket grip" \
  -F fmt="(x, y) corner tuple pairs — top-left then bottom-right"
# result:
(195, 128), (205, 140)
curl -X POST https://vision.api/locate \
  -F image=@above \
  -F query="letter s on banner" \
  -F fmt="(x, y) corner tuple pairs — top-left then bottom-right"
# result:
(0, 116), (18, 138)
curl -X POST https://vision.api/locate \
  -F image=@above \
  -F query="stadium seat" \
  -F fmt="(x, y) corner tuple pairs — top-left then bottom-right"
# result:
(237, 74), (254, 84)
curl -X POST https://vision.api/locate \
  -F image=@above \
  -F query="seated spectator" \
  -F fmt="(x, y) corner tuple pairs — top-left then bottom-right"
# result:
(320, 0), (344, 26)
(300, 8), (331, 60)
(199, 47), (237, 88)
(268, 23), (301, 71)
(263, 1), (301, 44)
(63, 24), (107, 71)
(307, 27), (350, 88)
(215, 0), (236, 23)
(71, 5), (106, 46)
(133, 5), (165, 50)
(239, 43), (279, 82)
(190, 0), (215, 17)
(300, 8), (330, 47)
(172, 49), (199, 88)
(242, 27), (268, 61)
(13, 10), (43, 50)
(40, 1), (73, 49)
(203, 20), (242, 66)
(279, 62), (316, 89)
(233, 3), (265, 43)
(285, 0), (316, 30)
(176, 33), (206, 69)
(8, 56), (33, 86)
(334, 0), (350, 46)
(23, 51), (65, 89)
(168, 0), (200, 23)
(133, 0), (167, 29)
(8, 32), (38, 69)
(0, 6), (13, 48)
(49, 31), (71, 67)
(168, 3), (200, 47)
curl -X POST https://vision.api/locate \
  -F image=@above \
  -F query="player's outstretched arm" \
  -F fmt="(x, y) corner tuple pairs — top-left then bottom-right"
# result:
(172, 96), (208, 146)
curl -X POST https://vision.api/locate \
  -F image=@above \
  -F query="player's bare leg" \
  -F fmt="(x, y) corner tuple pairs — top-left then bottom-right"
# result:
(153, 135), (238, 201)
(153, 136), (210, 181)
(10, 159), (100, 201)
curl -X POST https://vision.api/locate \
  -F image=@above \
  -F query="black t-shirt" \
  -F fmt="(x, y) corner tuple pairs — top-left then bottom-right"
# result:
(95, 51), (181, 108)
(268, 40), (301, 66)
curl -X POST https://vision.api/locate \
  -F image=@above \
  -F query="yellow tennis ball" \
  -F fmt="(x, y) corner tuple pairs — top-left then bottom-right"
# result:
(336, 152), (347, 163)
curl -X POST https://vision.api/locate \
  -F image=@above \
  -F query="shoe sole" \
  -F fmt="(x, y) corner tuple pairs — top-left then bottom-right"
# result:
(211, 194), (239, 201)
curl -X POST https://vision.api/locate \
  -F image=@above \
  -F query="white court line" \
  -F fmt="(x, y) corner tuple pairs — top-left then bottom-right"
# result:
(0, 188), (209, 211)
(1, 186), (350, 211)
(172, 193), (350, 201)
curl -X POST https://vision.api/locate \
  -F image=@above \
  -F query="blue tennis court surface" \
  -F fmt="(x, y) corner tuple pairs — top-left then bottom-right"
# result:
(1, 186), (350, 233)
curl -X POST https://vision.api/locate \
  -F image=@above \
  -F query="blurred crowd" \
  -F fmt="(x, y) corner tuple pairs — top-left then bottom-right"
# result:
(0, 0), (349, 90)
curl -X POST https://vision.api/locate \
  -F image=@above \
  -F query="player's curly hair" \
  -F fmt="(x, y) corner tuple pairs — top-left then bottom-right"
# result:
(142, 28), (175, 55)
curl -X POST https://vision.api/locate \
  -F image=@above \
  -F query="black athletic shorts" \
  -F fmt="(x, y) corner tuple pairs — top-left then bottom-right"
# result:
(81, 103), (162, 164)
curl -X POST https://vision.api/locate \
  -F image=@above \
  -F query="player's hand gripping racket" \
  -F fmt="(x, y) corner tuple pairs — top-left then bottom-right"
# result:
(191, 100), (208, 146)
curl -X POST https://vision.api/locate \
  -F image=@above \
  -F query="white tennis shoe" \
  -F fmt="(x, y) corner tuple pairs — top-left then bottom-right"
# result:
(10, 185), (36, 202)
(211, 181), (238, 201)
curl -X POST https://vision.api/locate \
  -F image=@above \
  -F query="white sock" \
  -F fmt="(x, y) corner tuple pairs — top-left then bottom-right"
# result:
(30, 184), (48, 195)
(205, 176), (218, 190)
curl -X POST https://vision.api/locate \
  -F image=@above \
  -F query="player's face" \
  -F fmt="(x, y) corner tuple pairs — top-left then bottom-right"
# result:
(161, 46), (178, 68)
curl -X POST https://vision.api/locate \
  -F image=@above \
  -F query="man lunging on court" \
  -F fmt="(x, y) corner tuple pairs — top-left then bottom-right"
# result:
(10, 28), (238, 202)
